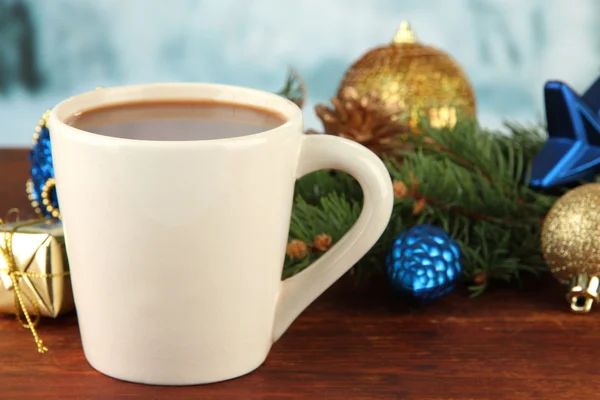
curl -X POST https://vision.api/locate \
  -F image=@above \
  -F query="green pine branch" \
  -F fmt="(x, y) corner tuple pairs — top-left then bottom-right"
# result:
(276, 67), (307, 108)
(284, 120), (560, 295)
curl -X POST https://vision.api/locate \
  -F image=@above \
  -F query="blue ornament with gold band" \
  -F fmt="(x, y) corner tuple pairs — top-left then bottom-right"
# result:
(386, 224), (462, 303)
(26, 110), (61, 220)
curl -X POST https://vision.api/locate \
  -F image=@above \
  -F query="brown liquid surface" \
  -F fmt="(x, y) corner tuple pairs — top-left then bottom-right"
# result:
(67, 100), (287, 141)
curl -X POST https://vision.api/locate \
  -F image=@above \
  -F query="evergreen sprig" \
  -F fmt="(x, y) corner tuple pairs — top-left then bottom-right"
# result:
(284, 121), (559, 295)
(276, 67), (306, 108)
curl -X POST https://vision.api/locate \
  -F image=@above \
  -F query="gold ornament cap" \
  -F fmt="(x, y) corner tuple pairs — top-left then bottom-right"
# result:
(392, 21), (417, 44)
(568, 274), (600, 313)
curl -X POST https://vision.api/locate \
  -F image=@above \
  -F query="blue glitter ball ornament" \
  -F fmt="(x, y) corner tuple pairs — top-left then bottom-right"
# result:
(26, 110), (60, 219)
(386, 224), (462, 302)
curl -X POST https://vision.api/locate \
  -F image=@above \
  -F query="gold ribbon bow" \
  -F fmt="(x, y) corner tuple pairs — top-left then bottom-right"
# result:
(0, 209), (69, 353)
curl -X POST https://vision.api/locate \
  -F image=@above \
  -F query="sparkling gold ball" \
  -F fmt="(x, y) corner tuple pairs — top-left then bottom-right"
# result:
(337, 21), (476, 132)
(541, 183), (600, 284)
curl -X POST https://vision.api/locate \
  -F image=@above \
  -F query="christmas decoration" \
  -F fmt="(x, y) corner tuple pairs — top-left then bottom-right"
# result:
(541, 183), (600, 312)
(336, 21), (476, 132)
(0, 215), (72, 352)
(530, 76), (600, 188)
(386, 225), (461, 302)
(21, 64), (576, 300)
(26, 110), (60, 219)
(307, 86), (410, 156)
(286, 120), (556, 294)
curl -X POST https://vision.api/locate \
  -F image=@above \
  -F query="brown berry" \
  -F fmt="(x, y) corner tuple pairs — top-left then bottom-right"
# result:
(313, 234), (333, 252)
(286, 239), (309, 259)
(473, 273), (486, 285)
(393, 180), (408, 198)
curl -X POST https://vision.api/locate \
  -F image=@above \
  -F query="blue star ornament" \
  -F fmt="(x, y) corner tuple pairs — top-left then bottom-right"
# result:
(530, 77), (600, 188)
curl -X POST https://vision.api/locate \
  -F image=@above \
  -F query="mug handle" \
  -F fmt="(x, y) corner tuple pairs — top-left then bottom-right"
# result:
(273, 134), (393, 341)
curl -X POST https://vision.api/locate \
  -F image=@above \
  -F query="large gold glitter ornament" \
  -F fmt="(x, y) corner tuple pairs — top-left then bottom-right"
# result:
(541, 183), (600, 313)
(337, 21), (476, 132)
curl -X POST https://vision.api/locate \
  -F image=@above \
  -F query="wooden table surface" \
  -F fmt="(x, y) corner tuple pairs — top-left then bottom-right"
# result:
(0, 149), (598, 400)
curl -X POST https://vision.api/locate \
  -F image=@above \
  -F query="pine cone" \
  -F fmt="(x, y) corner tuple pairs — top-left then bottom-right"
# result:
(308, 87), (410, 156)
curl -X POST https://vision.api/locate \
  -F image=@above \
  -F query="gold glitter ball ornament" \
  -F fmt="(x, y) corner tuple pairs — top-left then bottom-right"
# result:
(541, 183), (600, 313)
(337, 21), (476, 132)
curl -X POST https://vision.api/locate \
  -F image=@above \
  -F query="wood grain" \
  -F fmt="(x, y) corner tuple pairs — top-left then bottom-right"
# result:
(0, 149), (598, 400)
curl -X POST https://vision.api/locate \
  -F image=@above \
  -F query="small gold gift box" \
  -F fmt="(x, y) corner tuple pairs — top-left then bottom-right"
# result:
(0, 220), (73, 317)
(0, 218), (73, 352)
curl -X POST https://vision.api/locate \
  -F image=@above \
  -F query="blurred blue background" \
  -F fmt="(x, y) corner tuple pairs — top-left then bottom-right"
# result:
(1, 0), (599, 146)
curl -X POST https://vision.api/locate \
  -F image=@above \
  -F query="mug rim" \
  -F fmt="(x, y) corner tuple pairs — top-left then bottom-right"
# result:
(48, 82), (303, 146)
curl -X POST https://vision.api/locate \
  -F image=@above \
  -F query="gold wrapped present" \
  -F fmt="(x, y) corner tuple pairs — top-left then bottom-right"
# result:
(0, 216), (73, 352)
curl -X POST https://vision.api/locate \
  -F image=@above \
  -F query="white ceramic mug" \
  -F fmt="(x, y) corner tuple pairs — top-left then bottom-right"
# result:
(48, 83), (393, 385)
